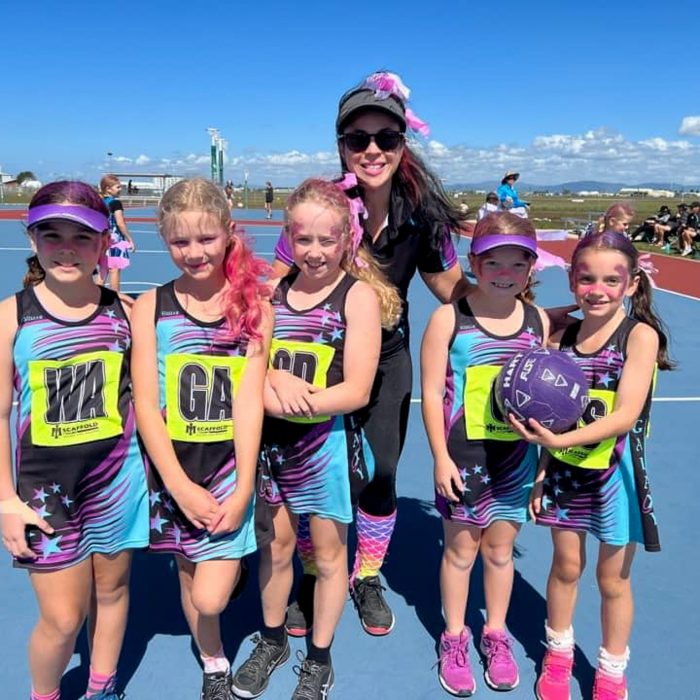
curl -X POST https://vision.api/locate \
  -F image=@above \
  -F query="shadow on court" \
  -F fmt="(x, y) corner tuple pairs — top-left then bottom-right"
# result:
(59, 551), (265, 699)
(383, 496), (594, 696)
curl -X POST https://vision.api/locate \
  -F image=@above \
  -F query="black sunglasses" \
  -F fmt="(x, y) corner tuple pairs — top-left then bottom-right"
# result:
(338, 129), (405, 153)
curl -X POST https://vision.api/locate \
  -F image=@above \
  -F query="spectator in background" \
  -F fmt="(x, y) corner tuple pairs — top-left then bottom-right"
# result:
(224, 181), (235, 209)
(679, 201), (699, 256)
(264, 181), (274, 219)
(98, 175), (136, 291)
(496, 171), (529, 218)
(127, 179), (133, 195)
(593, 202), (635, 238)
(477, 191), (500, 221)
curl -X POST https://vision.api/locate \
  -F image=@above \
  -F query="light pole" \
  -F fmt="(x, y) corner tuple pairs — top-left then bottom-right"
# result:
(244, 170), (249, 209)
(218, 138), (227, 187)
(106, 152), (113, 172)
(206, 128), (219, 183)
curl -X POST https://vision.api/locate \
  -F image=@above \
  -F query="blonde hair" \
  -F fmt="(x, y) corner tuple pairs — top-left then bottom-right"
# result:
(285, 178), (402, 329)
(597, 201), (635, 233)
(99, 174), (120, 195)
(158, 178), (272, 341)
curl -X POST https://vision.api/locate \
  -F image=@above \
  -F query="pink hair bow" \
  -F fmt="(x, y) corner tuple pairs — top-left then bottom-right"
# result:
(363, 71), (430, 138)
(637, 253), (658, 288)
(335, 173), (369, 268)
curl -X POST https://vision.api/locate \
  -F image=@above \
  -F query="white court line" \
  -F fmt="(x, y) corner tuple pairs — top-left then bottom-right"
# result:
(409, 396), (699, 404)
(456, 254), (700, 301)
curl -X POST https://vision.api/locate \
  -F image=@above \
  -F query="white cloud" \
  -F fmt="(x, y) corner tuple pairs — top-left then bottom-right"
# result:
(89, 128), (700, 187)
(679, 116), (700, 136)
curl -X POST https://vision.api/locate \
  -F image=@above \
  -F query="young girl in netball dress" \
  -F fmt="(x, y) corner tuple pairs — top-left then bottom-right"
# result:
(232, 176), (400, 700)
(131, 178), (273, 700)
(0, 181), (148, 700)
(421, 212), (550, 696)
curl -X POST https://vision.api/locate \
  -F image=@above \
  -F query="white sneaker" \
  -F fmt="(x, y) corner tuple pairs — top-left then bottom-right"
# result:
(681, 247), (692, 257)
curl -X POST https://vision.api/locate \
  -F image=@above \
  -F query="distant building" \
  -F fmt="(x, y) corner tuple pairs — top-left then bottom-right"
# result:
(617, 187), (675, 198)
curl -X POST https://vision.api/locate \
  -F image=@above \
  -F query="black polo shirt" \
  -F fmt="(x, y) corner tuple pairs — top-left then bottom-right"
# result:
(274, 189), (458, 354)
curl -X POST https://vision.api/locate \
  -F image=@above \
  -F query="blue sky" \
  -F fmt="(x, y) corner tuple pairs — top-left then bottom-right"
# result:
(2, 0), (698, 187)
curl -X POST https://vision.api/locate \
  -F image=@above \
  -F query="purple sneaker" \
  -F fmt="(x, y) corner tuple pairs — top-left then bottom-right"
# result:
(479, 628), (519, 690)
(438, 627), (476, 697)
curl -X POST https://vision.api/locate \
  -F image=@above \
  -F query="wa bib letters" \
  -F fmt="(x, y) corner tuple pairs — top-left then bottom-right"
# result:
(29, 351), (123, 446)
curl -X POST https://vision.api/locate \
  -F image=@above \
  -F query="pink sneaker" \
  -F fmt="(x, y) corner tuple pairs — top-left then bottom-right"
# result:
(535, 649), (573, 700)
(592, 669), (628, 700)
(479, 628), (519, 690)
(438, 627), (476, 697)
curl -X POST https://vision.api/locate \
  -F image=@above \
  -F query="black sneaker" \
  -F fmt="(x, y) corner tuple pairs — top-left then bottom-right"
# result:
(201, 669), (234, 700)
(291, 654), (334, 700)
(350, 575), (395, 636)
(286, 573), (316, 637)
(231, 633), (290, 699)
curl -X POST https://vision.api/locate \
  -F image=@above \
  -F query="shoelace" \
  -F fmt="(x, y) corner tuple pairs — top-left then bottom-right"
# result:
(292, 655), (329, 700)
(355, 577), (386, 608)
(242, 634), (281, 674)
(542, 651), (573, 683)
(593, 674), (626, 700)
(203, 672), (232, 700)
(484, 635), (513, 666)
(440, 637), (468, 668)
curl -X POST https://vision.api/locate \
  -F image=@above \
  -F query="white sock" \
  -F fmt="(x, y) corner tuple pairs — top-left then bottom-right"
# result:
(544, 621), (574, 656)
(201, 648), (230, 674)
(597, 646), (630, 679)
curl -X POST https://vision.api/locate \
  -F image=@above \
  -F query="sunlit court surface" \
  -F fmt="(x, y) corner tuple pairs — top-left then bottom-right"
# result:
(0, 209), (698, 699)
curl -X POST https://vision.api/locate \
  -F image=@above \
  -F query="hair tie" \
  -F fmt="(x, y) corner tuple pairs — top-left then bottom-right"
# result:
(335, 173), (369, 267)
(637, 253), (658, 288)
(363, 72), (430, 137)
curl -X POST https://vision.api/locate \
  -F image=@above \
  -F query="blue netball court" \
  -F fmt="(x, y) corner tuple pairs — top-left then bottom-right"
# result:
(0, 210), (698, 699)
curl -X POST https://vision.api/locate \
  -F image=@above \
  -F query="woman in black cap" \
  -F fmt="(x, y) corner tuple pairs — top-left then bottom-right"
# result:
(270, 71), (471, 640)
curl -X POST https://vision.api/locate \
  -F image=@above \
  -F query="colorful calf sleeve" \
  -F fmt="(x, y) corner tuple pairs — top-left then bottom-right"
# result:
(296, 514), (318, 576)
(351, 508), (397, 581)
(85, 668), (117, 698)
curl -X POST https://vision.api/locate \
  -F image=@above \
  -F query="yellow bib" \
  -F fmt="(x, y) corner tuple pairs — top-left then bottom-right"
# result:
(464, 364), (520, 442)
(549, 388), (616, 469)
(165, 354), (246, 442)
(29, 350), (124, 446)
(269, 339), (335, 424)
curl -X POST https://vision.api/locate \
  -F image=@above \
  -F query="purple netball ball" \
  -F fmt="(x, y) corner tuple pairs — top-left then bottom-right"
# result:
(495, 347), (589, 433)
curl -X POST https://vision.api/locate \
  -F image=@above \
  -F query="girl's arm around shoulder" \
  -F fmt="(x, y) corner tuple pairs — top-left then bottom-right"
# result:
(421, 262), (473, 304)
(533, 304), (551, 346)
(130, 289), (220, 530)
(307, 280), (380, 416)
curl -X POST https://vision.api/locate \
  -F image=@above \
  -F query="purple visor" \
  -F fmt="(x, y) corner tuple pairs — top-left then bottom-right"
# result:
(470, 234), (538, 258)
(26, 204), (109, 233)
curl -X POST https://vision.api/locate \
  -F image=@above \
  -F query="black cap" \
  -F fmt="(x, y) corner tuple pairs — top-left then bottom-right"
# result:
(691, 201), (700, 208)
(336, 87), (406, 134)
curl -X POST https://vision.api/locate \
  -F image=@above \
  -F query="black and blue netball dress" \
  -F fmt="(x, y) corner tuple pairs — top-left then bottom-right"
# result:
(537, 318), (660, 551)
(147, 281), (272, 561)
(436, 297), (544, 526)
(260, 272), (374, 524)
(12, 286), (148, 570)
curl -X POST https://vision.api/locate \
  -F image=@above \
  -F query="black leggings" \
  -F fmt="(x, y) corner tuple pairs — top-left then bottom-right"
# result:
(358, 343), (413, 516)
